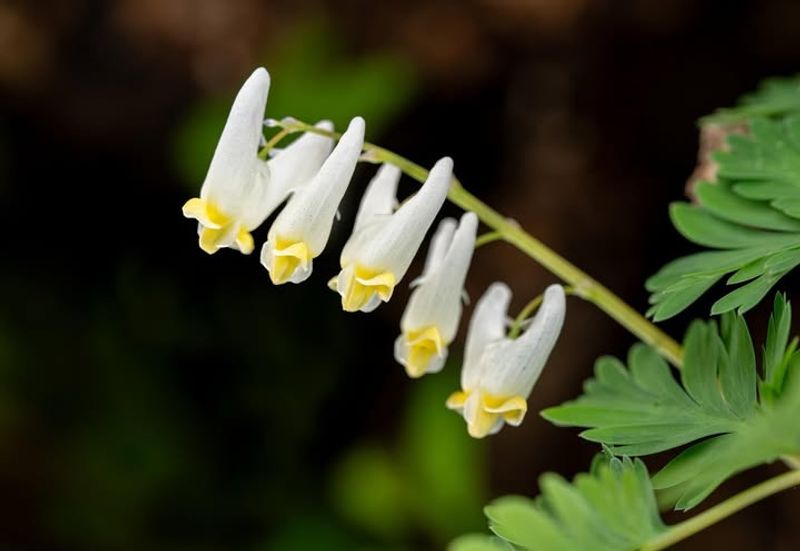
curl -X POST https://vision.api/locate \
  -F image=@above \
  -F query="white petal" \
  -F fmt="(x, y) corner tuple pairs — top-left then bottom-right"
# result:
(239, 159), (273, 229)
(480, 284), (566, 398)
(462, 282), (511, 390)
(201, 67), (270, 215)
(269, 117), (365, 254)
(266, 120), (335, 209)
(350, 157), (452, 279)
(421, 217), (457, 278)
(401, 212), (477, 341)
(353, 163), (400, 233)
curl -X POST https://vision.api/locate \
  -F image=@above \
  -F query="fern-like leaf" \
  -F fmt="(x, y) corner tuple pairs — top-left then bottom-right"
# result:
(543, 295), (800, 509)
(451, 456), (666, 551)
(647, 115), (800, 319)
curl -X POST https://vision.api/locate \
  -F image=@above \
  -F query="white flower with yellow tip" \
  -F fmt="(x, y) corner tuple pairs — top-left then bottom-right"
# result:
(182, 67), (273, 255)
(182, 68), (335, 255)
(260, 117), (365, 284)
(394, 212), (478, 378)
(447, 283), (565, 438)
(330, 157), (453, 313)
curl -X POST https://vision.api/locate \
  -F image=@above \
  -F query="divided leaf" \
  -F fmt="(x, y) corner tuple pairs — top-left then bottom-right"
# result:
(647, 115), (800, 320)
(542, 319), (752, 456)
(451, 457), (666, 551)
(653, 372), (800, 509)
(544, 297), (800, 509)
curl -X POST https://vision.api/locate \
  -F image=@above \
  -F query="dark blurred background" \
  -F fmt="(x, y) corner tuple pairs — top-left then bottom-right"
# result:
(1, 0), (800, 549)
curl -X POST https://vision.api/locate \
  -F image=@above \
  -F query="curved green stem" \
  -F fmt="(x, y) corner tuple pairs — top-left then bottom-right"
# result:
(272, 119), (684, 367)
(257, 127), (291, 160)
(447, 184), (683, 367)
(640, 468), (800, 551)
(508, 286), (576, 339)
(475, 231), (503, 248)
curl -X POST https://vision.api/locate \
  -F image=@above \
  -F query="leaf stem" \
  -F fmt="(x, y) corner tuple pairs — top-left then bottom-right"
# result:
(275, 119), (684, 367)
(640, 468), (800, 551)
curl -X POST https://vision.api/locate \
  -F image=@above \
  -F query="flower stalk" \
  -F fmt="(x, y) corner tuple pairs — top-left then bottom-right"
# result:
(269, 119), (684, 368)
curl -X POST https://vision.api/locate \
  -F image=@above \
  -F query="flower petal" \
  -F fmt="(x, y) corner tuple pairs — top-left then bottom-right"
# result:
(352, 163), (401, 233)
(202, 67), (270, 215)
(401, 212), (478, 342)
(393, 326), (448, 378)
(351, 156), (452, 280)
(268, 116), (365, 255)
(462, 282), (511, 390)
(420, 217), (457, 278)
(480, 284), (566, 399)
(462, 391), (504, 439)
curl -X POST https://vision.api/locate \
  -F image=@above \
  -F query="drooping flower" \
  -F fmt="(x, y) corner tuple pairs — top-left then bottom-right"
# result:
(447, 283), (566, 438)
(394, 212), (478, 378)
(182, 67), (335, 256)
(330, 157), (452, 312)
(182, 67), (272, 255)
(260, 117), (365, 284)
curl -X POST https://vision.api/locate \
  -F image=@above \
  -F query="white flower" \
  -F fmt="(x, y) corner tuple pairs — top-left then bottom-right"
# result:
(182, 67), (335, 255)
(182, 68), (272, 255)
(447, 283), (566, 438)
(260, 117), (365, 284)
(330, 157), (452, 312)
(394, 212), (478, 378)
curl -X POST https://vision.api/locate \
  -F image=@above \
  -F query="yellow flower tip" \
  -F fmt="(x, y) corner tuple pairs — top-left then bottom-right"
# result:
(446, 390), (469, 410)
(235, 228), (254, 255)
(268, 239), (312, 285)
(467, 409), (499, 439)
(182, 197), (229, 229)
(458, 392), (529, 438)
(198, 226), (224, 254)
(483, 394), (528, 426)
(402, 326), (444, 378)
(340, 266), (396, 312)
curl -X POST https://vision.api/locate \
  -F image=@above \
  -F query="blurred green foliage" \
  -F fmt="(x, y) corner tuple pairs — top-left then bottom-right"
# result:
(173, 20), (417, 188)
(328, 370), (487, 548)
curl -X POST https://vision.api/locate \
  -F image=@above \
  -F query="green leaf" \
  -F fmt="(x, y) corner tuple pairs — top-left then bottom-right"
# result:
(718, 313), (757, 417)
(545, 296), (800, 509)
(649, 115), (800, 318)
(764, 293), (792, 385)
(669, 203), (794, 249)
(653, 374), (800, 509)
(761, 293), (798, 402)
(702, 75), (800, 124)
(715, 117), (800, 205)
(448, 534), (514, 551)
(543, 339), (745, 456)
(695, 180), (800, 231)
(464, 457), (666, 551)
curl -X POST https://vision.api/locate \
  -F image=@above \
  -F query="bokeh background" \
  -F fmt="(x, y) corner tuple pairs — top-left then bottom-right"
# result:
(2, 0), (800, 549)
